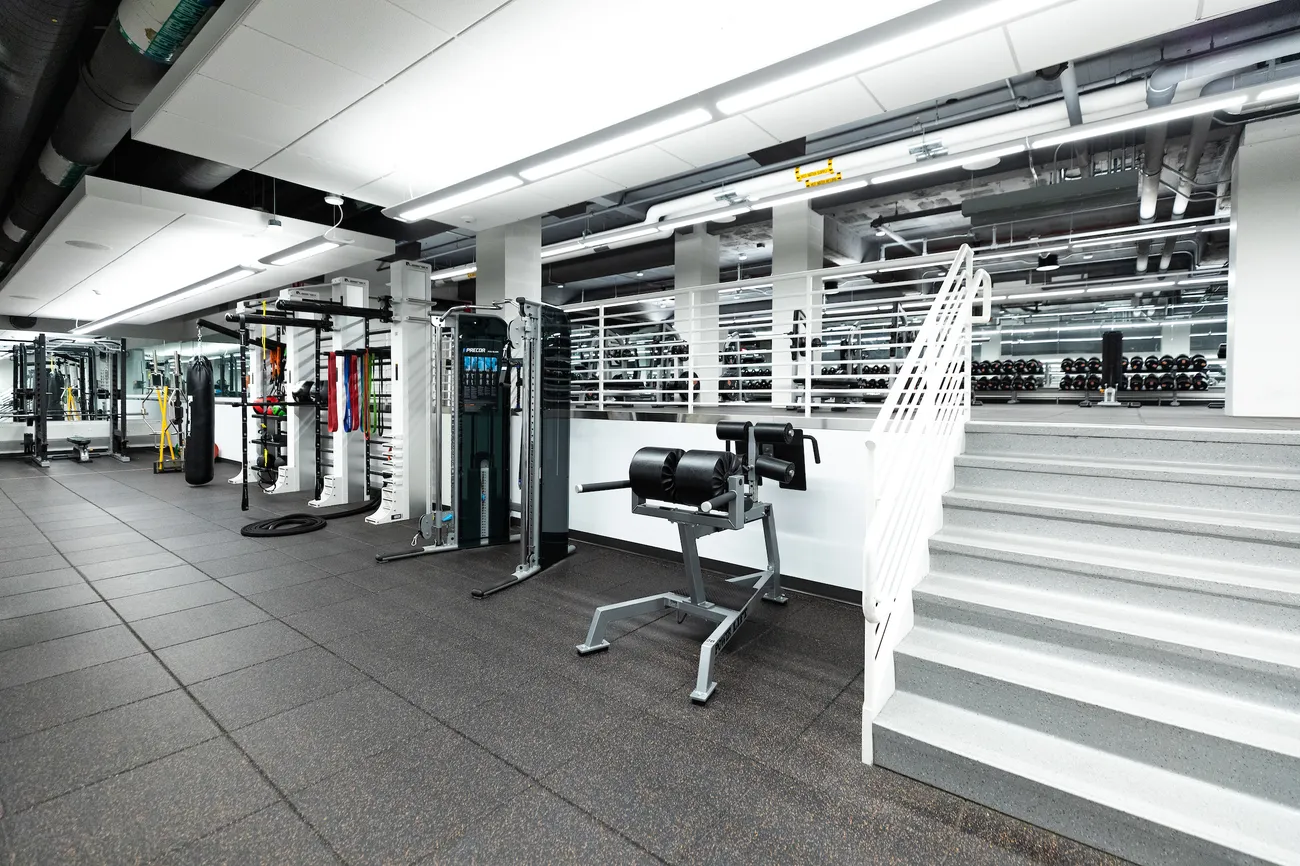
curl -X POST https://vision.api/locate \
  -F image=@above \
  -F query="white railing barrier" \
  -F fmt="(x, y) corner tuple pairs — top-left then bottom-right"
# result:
(859, 245), (991, 764)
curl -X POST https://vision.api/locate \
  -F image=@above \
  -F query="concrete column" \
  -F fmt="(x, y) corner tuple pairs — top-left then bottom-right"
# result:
(981, 332), (1002, 362)
(771, 201), (824, 407)
(476, 217), (541, 316)
(1160, 322), (1192, 358)
(674, 228), (721, 406)
(1228, 115), (1300, 418)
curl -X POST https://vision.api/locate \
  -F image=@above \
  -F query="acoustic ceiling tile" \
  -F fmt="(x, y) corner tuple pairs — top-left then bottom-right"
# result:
(1005, 0), (1199, 74)
(657, 115), (780, 169)
(744, 78), (884, 143)
(858, 28), (1019, 111)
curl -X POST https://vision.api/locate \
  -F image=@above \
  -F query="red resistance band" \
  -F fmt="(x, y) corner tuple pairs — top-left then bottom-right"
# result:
(327, 352), (338, 433)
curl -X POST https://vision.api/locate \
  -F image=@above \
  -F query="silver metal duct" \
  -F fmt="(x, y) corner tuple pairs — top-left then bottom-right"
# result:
(1060, 61), (1084, 126)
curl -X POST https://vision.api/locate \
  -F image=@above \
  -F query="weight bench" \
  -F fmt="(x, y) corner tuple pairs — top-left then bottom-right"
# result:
(575, 421), (819, 703)
(66, 436), (92, 463)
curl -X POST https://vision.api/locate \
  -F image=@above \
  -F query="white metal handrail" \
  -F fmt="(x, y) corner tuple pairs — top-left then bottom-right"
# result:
(862, 245), (990, 626)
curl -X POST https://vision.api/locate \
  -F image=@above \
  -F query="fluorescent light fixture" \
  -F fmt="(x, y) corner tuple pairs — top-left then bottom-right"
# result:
(978, 244), (1069, 261)
(541, 243), (585, 259)
(72, 266), (262, 334)
(979, 317), (1225, 336)
(587, 226), (662, 247)
(1035, 253), (1061, 272)
(871, 144), (1026, 185)
(430, 264), (477, 280)
(1069, 227), (1200, 248)
(751, 179), (869, 209)
(520, 109), (712, 181)
(260, 237), (344, 266)
(1199, 223), (1231, 233)
(715, 0), (1060, 115)
(1177, 276), (1228, 286)
(1031, 93), (1248, 149)
(656, 205), (753, 233)
(1255, 80), (1300, 102)
(395, 176), (523, 222)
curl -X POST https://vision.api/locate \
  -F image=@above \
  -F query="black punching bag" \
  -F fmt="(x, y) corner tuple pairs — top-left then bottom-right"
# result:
(185, 357), (215, 486)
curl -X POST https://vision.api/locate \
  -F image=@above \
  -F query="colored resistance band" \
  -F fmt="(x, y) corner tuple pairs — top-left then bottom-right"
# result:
(342, 353), (354, 433)
(327, 352), (338, 433)
(351, 355), (363, 431)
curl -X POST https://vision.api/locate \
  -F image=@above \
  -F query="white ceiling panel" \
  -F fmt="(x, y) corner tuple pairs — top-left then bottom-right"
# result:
(1006, 0), (1198, 73)
(418, 184), (556, 231)
(256, 151), (384, 197)
(385, 0), (511, 35)
(1199, 0), (1274, 17)
(744, 78), (885, 143)
(140, 111), (280, 170)
(585, 146), (694, 190)
(243, 0), (450, 80)
(165, 74), (319, 148)
(0, 178), (393, 327)
(657, 116), (780, 169)
(859, 28), (1020, 112)
(200, 26), (380, 115)
(517, 170), (623, 212)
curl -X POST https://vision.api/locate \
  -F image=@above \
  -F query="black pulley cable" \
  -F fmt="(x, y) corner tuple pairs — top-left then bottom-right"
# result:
(240, 495), (382, 538)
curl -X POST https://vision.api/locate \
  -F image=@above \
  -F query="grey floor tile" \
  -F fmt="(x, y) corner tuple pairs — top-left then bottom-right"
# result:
(245, 576), (369, 618)
(0, 568), (82, 599)
(157, 620), (313, 685)
(233, 681), (432, 791)
(426, 783), (660, 865)
(91, 563), (210, 599)
(189, 646), (368, 730)
(153, 801), (343, 866)
(62, 539), (166, 567)
(132, 598), (271, 650)
(320, 619), (444, 678)
(0, 690), (217, 812)
(281, 594), (419, 643)
(336, 564), (426, 593)
(276, 535), (367, 562)
(51, 529), (150, 554)
(218, 561), (328, 596)
(0, 603), (120, 653)
(290, 724), (528, 864)
(307, 550), (392, 578)
(0, 583), (99, 622)
(111, 581), (240, 622)
(77, 550), (185, 580)
(0, 553), (70, 581)
(0, 654), (177, 742)
(0, 625), (143, 690)
(0, 542), (57, 563)
(177, 538), (269, 564)
(163, 528), (250, 552)
(0, 739), (278, 865)
(196, 549), (299, 580)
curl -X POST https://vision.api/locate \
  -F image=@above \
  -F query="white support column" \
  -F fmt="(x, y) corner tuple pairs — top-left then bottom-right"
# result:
(1160, 322), (1192, 358)
(368, 261), (432, 524)
(674, 228), (720, 407)
(980, 331), (1002, 362)
(310, 278), (367, 507)
(1228, 115), (1300, 418)
(771, 201), (824, 407)
(476, 217), (541, 316)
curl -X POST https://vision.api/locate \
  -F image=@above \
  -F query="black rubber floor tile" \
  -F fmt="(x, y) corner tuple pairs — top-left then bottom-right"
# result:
(275, 535), (367, 562)
(305, 550), (392, 578)
(51, 529), (150, 554)
(425, 783), (660, 865)
(177, 537), (270, 564)
(290, 724), (528, 865)
(0, 542), (57, 563)
(245, 576), (369, 618)
(218, 561), (329, 596)
(0, 654), (176, 742)
(0, 603), (120, 653)
(320, 619), (445, 677)
(0, 625), (143, 690)
(157, 620), (313, 685)
(77, 550), (185, 580)
(547, 620), (699, 711)
(62, 539), (166, 567)
(0, 738), (278, 865)
(281, 594), (422, 643)
(136, 519), (222, 542)
(335, 563), (428, 594)
(0, 583), (99, 621)
(0, 568), (82, 599)
(38, 521), (139, 543)
(111, 581), (239, 622)
(233, 681), (433, 792)
(197, 549), (303, 580)
(189, 646), (368, 730)
(132, 598), (272, 650)
(162, 528), (249, 552)
(31, 514), (121, 534)
(0, 554), (70, 581)
(153, 801), (343, 866)
(0, 690), (218, 813)
(91, 563), (210, 600)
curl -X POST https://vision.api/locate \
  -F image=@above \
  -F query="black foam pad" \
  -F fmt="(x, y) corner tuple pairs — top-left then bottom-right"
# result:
(628, 447), (684, 502)
(753, 422), (794, 445)
(714, 421), (752, 442)
(673, 450), (741, 506)
(185, 357), (215, 486)
(755, 455), (795, 484)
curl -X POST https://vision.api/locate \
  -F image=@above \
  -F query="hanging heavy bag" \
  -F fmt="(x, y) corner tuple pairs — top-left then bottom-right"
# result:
(185, 356), (216, 486)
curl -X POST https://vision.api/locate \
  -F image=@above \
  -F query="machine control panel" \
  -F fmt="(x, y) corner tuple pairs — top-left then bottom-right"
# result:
(460, 345), (503, 409)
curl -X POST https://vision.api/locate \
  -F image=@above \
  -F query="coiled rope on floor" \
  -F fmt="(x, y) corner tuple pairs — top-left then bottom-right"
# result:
(240, 495), (382, 538)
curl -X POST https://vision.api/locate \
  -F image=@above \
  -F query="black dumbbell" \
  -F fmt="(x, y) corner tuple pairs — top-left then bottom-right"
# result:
(1191, 354), (1208, 371)
(1192, 373), (1209, 391)
(1013, 360), (1027, 375)
(1158, 355), (1175, 371)
(1087, 357), (1103, 373)
(1129, 374), (1144, 391)
(1144, 373), (1159, 390)
(1176, 373), (1192, 391)
(1059, 376), (1073, 390)
(1061, 358), (1076, 373)
(1175, 354), (1192, 371)
(1159, 373), (1176, 391)
(1086, 374), (1102, 391)
(1072, 374), (1087, 390)
(1145, 356), (1161, 372)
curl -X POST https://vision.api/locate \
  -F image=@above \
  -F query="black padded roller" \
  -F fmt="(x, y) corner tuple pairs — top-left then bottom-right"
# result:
(715, 421), (752, 442)
(753, 422), (794, 445)
(673, 450), (741, 506)
(628, 447), (684, 502)
(754, 455), (795, 484)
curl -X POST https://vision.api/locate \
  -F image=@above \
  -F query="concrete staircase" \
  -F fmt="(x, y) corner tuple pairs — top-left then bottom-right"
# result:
(872, 421), (1300, 866)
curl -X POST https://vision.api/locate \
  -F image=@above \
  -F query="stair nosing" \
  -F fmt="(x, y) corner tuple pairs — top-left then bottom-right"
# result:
(955, 453), (1300, 489)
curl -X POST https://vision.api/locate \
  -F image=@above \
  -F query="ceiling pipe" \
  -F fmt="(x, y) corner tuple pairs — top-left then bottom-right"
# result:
(1060, 61), (1084, 126)
(1157, 60), (1300, 270)
(0, 0), (224, 278)
(0, 0), (99, 214)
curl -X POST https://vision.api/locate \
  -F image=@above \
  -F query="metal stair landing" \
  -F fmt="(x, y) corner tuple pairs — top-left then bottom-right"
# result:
(872, 421), (1300, 866)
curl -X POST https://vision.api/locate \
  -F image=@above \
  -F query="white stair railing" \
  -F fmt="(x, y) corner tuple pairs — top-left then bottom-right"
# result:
(860, 244), (991, 763)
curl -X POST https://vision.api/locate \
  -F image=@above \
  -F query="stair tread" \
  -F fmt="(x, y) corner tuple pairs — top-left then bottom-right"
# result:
(876, 692), (1300, 864)
(918, 571), (1300, 670)
(965, 421), (1300, 446)
(899, 623), (1300, 760)
(956, 452), (1300, 488)
(944, 487), (1300, 536)
(931, 527), (1300, 598)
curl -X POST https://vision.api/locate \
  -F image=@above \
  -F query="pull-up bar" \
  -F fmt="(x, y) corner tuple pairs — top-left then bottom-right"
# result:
(275, 298), (393, 321)
(226, 312), (333, 330)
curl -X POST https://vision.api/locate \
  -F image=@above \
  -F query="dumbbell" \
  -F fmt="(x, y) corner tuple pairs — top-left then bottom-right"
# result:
(1061, 358), (1076, 373)
(1029, 359), (1044, 375)
(1192, 373), (1209, 391)
(1145, 356), (1161, 372)
(1143, 373), (1159, 390)
(1085, 374), (1102, 391)
(1087, 357), (1103, 373)
(1159, 373), (1176, 391)
(1174, 354), (1192, 371)
(1129, 374), (1144, 391)
(1191, 354), (1208, 371)
(1072, 374), (1088, 390)
(1059, 377), (1073, 391)
(1158, 355), (1175, 371)
(1176, 373), (1192, 391)
(1012, 375), (1025, 391)
(1013, 360), (1028, 375)
(1023, 378), (1038, 392)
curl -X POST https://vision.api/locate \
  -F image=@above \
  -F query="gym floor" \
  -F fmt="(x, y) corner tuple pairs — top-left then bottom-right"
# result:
(0, 457), (1123, 866)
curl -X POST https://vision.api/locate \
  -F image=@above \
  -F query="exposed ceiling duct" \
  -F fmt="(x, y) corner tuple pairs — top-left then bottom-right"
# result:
(0, 0), (232, 279)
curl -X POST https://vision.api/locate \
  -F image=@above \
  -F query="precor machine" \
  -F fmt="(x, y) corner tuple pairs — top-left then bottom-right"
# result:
(575, 420), (819, 703)
(378, 297), (574, 598)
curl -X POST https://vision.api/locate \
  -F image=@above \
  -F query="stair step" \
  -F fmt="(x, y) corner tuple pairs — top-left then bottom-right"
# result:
(942, 489), (1300, 570)
(896, 625), (1300, 799)
(964, 421), (1300, 471)
(955, 454), (1300, 516)
(874, 692), (1300, 866)
(932, 528), (1300, 607)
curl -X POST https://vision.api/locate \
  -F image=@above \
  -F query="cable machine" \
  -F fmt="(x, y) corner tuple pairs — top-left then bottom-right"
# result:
(377, 297), (574, 598)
